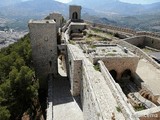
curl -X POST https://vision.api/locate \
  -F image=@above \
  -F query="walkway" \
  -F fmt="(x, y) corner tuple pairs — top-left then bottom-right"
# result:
(52, 77), (84, 120)
(136, 59), (160, 95)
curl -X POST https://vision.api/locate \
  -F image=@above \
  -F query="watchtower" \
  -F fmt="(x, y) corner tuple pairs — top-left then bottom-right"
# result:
(69, 5), (82, 21)
(49, 12), (63, 29)
(28, 20), (58, 89)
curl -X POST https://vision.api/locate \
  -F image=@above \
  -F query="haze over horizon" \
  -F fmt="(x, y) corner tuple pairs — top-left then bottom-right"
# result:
(55, 0), (160, 4)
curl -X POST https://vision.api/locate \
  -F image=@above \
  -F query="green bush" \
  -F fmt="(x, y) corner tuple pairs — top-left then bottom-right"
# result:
(0, 34), (39, 119)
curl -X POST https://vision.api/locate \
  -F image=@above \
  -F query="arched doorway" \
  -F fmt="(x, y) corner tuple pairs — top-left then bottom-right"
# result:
(109, 70), (117, 81)
(72, 12), (78, 19)
(121, 69), (131, 78)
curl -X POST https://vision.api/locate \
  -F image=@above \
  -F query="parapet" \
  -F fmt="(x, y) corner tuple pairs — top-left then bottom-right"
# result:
(29, 19), (56, 24)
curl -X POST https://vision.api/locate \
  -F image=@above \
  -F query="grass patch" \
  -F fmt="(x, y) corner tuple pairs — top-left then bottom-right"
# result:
(94, 64), (100, 71)
(116, 106), (122, 113)
(107, 53), (116, 56)
(90, 45), (96, 48)
(112, 50), (117, 52)
(69, 40), (75, 45)
(134, 105), (146, 111)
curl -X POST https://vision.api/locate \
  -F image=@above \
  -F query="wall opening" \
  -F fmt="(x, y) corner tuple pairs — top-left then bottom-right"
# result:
(57, 54), (67, 77)
(72, 12), (78, 19)
(109, 70), (117, 81)
(121, 69), (131, 78)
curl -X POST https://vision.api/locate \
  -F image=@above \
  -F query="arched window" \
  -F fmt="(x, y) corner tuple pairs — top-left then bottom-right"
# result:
(72, 12), (78, 19)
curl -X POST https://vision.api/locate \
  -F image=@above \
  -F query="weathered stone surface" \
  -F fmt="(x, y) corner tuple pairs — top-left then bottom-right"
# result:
(28, 20), (58, 89)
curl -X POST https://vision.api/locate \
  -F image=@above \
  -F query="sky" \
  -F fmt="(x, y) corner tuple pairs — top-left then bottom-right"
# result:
(55, 0), (160, 4)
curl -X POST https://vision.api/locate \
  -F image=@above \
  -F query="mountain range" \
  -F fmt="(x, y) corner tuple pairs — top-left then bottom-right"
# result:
(70, 0), (160, 15)
(0, 0), (160, 31)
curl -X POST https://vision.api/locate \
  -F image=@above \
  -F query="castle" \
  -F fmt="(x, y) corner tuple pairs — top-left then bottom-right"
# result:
(28, 5), (160, 120)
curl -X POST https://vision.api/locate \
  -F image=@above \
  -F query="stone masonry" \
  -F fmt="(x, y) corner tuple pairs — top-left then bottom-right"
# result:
(49, 12), (63, 30)
(69, 5), (81, 21)
(28, 20), (58, 89)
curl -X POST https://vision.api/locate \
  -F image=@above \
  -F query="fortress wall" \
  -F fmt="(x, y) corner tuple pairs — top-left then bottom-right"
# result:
(144, 36), (160, 50)
(85, 21), (160, 39)
(67, 45), (82, 96)
(124, 36), (160, 50)
(116, 40), (160, 69)
(99, 61), (137, 120)
(62, 19), (71, 32)
(136, 32), (160, 38)
(85, 21), (136, 35)
(124, 36), (145, 47)
(82, 61), (103, 120)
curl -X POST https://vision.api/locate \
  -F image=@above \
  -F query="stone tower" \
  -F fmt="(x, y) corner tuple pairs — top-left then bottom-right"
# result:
(69, 5), (82, 21)
(28, 20), (58, 89)
(49, 12), (63, 29)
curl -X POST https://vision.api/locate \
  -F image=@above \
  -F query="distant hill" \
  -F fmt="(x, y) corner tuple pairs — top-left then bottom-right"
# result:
(0, 0), (160, 32)
(0, 0), (98, 30)
(0, 0), (21, 7)
(70, 0), (160, 15)
(0, 0), (68, 17)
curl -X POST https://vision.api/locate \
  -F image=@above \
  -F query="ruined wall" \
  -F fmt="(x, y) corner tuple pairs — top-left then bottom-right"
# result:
(124, 36), (145, 47)
(28, 20), (57, 89)
(102, 57), (139, 80)
(124, 36), (160, 50)
(145, 36), (160, 50)
(99, 61), (138, 120)
(90, 56), (139, 80)
(116, 40), (160, 70)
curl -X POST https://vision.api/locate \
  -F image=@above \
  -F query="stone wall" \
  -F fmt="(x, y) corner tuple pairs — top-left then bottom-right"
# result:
(103, 57), (139, 80)
(49, 13), (63, 29)
(85, 20), (136, 35)
(124, 36), (160, 50)
(116, 40), (160, 70)
(69, 5), (81, 20)
(99, 61), (138, 120)
(67, 45), (82, 96)
(124, 36), (145, 47)
(82, 61), (103, 120)
(62, 19), (71, 32)
(28, 20), (58, 89)
(145, 36), (160, 50)
(85, 21), (160, 39)
(136, 31), (160, 38)
(69, 23), (87, 33)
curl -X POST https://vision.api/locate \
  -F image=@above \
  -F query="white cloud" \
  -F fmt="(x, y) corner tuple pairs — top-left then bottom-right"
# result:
(55, 0), (72, 3)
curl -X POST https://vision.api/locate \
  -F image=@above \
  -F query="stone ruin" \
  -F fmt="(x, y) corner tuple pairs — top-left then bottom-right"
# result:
(28, 5), (160, 120)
